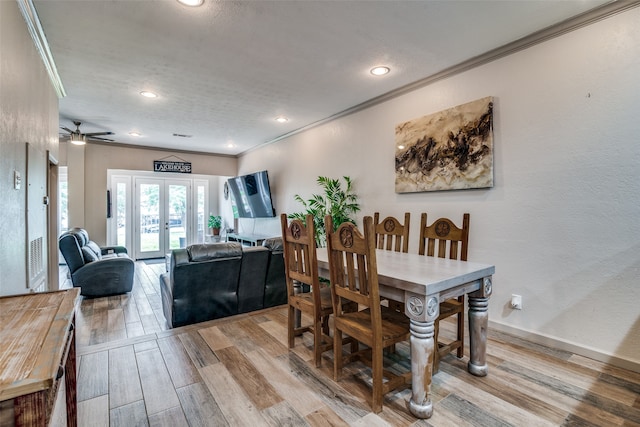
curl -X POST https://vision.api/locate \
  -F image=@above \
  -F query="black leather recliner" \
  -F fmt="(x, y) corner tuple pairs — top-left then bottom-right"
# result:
(59, 228), (134, 297)
(162, 242), (244, 328)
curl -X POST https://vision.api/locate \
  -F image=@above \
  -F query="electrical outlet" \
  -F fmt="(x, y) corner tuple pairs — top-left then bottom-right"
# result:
(511, 294), (522, 310)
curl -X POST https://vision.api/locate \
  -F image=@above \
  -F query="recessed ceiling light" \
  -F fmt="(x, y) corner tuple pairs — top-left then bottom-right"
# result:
(140, 91), (158, 98)
(129, 132), (142, 137)
(226, 142), (235, 148)
(370, 66), (390, 76)
(397, 145), (405, 149)
(275, 116), (289, 123)
(177, 0), (204, 6)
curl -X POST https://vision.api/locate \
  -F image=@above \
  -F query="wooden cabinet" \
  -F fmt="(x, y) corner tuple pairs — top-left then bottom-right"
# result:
(0, 289), (80, 426)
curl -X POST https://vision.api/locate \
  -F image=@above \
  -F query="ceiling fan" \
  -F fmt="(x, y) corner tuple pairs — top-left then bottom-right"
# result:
(60, 120), (114, 145)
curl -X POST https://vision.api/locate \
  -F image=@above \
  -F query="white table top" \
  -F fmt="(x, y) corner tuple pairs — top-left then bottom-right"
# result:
(315, 247), (495, 297)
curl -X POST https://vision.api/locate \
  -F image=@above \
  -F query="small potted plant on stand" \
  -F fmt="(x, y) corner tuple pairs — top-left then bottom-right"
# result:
(208, 215), (222, 236)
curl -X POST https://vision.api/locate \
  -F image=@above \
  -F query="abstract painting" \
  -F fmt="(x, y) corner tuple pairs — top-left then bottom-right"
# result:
(395, 96), (494, 192)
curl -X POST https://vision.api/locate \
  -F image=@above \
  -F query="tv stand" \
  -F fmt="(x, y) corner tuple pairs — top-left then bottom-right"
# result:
(226, 232), (274, 247)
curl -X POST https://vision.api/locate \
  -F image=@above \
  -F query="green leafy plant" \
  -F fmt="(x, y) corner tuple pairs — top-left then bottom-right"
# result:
(289, 176), (360, 247)
(208, 215), (222, 234)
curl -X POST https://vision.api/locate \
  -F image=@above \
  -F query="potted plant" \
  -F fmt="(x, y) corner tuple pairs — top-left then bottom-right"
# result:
(289, 176), (360, 247)
(208, 215), (222, 236)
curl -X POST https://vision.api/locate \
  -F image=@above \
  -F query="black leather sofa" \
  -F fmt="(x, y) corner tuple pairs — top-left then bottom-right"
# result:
(160, 238), (287, 328)
(59, 228), (134, 297)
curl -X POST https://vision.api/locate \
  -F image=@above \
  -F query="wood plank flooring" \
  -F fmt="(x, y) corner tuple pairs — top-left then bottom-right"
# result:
(60, 261), (168, 347)
(62, 261), (640, 426)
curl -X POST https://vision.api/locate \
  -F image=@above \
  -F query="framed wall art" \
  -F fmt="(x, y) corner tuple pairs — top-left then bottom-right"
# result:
(395, 96), (494, 193)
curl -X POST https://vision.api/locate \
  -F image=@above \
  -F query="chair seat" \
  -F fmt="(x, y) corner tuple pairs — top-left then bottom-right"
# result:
(439, 298), (463, 319)
(335, 306), (410, 345)
(380, 305), (411, 329)
(291, 286), (358, 314)
(298, 286), (332, 307)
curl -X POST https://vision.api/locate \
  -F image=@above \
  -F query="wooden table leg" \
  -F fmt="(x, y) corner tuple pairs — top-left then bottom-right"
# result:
(407, 319), (435, 419)
(468, 277), (492, 377)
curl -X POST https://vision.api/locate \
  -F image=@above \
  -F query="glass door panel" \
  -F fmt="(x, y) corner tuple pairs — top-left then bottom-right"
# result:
(134, 178), (190, 259)
(168, 183), (188, 250)
(116, 182), (127, 247)
(196, 183), (205, 244)
(109, 171), (208, 258)
(137, 180), (162, 258)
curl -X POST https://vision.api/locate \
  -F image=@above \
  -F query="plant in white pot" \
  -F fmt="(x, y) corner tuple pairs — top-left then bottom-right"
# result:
(208, 215), (222, 236)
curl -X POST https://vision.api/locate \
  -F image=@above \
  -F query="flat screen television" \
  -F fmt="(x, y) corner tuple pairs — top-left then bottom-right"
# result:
(227, 170), (276, 218)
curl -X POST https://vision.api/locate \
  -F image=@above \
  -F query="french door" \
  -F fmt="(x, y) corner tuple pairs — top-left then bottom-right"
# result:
(135, 178), (190, 259)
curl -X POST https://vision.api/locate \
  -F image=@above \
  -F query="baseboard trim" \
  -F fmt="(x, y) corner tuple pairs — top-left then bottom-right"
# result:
(489, 320), (640, 374)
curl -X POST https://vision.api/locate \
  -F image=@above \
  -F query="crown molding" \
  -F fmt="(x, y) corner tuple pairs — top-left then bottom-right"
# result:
(244, 0), (640, 157)
(16, 0), (66, 99)
(60, 139), (237, 159)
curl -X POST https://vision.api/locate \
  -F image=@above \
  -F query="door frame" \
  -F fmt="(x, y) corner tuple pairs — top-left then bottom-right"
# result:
(134, 177), (166, 259)
(107, 170), (213, 260)
(134, 177), (191, 260)
(47, 151), (59, 291)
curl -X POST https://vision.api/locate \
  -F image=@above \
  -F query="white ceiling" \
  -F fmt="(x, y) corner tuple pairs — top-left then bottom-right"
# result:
(34, 0), (611, 156)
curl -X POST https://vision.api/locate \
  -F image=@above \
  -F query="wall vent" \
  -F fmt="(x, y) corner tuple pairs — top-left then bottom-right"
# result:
(29, 237), (45, 291)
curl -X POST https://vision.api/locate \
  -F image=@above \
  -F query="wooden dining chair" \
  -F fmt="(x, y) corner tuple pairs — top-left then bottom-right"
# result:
(325, 215), (411, 413)
(280, 213), (333, 367)
(280, 214), (356, 367)
(373, 212), (410, 253)
(373, 212), (410, 321)
(418, 212), (470, 372)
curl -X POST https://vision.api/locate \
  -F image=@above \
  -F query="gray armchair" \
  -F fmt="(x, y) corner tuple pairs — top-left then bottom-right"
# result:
(59, 227), (134, 297)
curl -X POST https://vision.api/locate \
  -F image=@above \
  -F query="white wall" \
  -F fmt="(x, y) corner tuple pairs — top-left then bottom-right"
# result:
(0, 2), (59, 296)
(239, 8), (640, 371)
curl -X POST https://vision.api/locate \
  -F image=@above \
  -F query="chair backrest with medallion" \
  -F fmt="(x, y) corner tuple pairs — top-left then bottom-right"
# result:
(373, 212), (410, 253)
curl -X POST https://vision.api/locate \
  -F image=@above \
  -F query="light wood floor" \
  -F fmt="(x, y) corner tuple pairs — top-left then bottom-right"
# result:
(63, 262), (640, 426)
(60, 260), (169, 347)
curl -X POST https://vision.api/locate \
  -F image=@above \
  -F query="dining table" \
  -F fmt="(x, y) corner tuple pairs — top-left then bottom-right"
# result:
(315, 247), (495, 419)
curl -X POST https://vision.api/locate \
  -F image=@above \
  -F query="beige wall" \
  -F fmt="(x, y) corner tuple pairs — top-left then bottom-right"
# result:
(239, 7), (640, 371)
(0, 2), (59, 296)
(60, 142), (237, 245)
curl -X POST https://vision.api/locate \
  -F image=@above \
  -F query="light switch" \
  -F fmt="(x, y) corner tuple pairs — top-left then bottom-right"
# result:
(14, 170), (21, 190)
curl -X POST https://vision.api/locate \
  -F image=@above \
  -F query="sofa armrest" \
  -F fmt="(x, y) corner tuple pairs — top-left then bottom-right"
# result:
(262, 237), (283, 251)
(101, 245), (128, 256)
(171, 248), (190, 268)
(238, 246), (269, 313)
(169, 254), (243, 328)
(72, 257), (134, 297)
(263, 237), (286, 308)
(160, 272), (173, 328)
